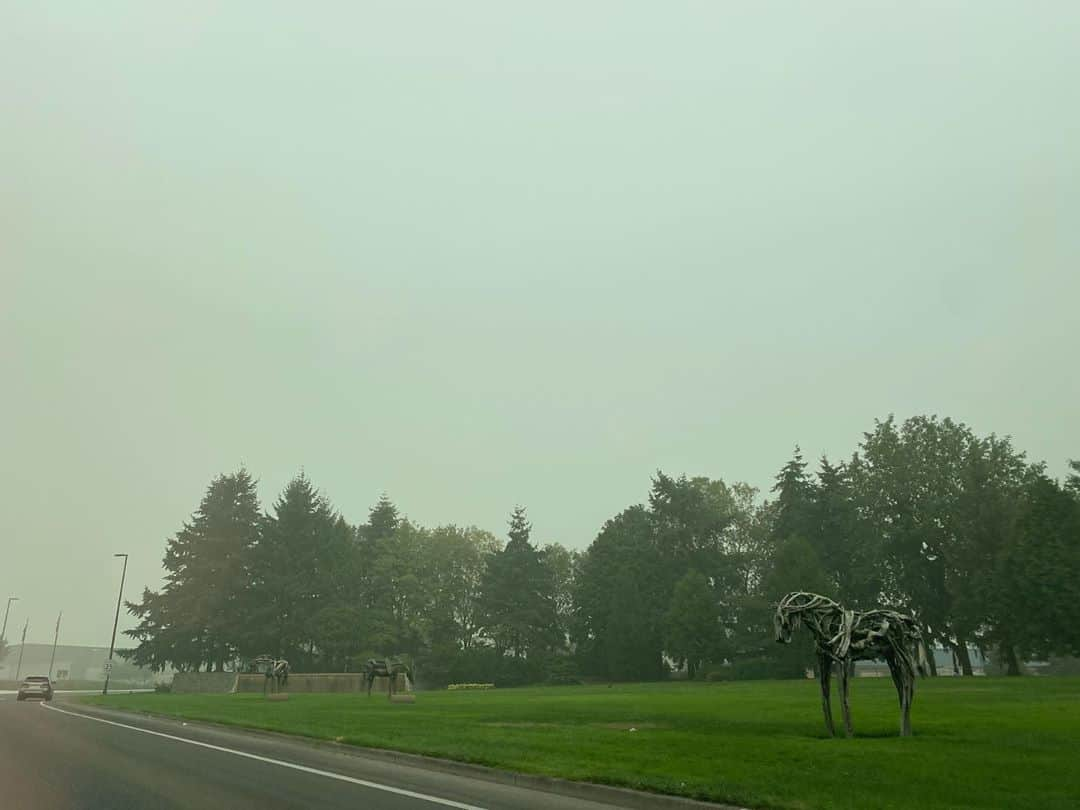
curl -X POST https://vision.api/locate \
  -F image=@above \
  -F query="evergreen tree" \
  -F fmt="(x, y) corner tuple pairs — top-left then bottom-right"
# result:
(125, 469), (261, 671)
(244, 473), (345, 668)
(771, 447), (815, 546)
(479, 506), (559, 663)
(365, 494), (401, 541)
(812, 456), (882, 608)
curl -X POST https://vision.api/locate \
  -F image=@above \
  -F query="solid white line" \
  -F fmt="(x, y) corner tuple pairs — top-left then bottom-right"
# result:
(42, 703), (488, 810)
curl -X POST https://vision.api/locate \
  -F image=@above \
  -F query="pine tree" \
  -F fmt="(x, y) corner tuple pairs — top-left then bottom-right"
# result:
(125, 469), (261, 671)
(812, 456), (881, 608)
(244, 473), (344, 667)
(366, 494), (401, 541)
(771, 447), (815, 546)
(479, 507), (558, 664)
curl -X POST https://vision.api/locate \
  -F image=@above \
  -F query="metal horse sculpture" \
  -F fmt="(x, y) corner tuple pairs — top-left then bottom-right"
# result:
(774, 592), (927, 737)
(362, 658), (412, 698)
(251, 655), (290, 695)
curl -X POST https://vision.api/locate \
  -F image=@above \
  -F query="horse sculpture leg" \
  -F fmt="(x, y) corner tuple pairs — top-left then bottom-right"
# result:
(900, 672), (913, 737)
(838, 660), (855, 738)
(839, 659), (853, 737)
(885, 654), (908, 737)
(818, 654), (835, 737)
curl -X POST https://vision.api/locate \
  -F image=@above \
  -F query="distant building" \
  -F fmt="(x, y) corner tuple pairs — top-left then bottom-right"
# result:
(0, 643), (163, 684)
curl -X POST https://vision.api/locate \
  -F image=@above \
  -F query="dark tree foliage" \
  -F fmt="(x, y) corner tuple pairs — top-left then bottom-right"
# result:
(855, 416), (974, 668)
(811, 457), (882, 609)
(365, 494), (401, 542)
(987, 469), (1080, 668)
(125, 469), (261, 671)
(125, 421), (1078, 683)
(479, 507), (559, 668)
(574, 505), (667, 681)
(771, 447), (814, 546)
(649, 472), (736, 582)
(665, 570), (727, 679)
(243, 473), (349, 668)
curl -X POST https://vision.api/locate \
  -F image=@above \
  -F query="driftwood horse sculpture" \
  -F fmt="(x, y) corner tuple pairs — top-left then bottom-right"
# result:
(251, 655), (290, 695)
(774, 592), (927, 737)
(362, 658), (412, 698)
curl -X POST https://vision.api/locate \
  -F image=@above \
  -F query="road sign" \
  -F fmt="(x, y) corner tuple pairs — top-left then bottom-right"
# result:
(104, 661), (113, 674)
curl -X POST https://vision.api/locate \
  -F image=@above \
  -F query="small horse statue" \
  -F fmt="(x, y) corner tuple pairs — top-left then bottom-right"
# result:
(362, 657), (412, 698)
(774, 592), (928, 737)
(251, 655), (290, 696)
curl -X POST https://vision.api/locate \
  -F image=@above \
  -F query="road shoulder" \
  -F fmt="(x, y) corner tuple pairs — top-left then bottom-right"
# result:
(63, 699), (744, 810)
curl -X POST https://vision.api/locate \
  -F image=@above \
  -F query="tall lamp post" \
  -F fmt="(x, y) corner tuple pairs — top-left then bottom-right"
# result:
(1, 596), (17, 644)
(103, 553), (128, 696)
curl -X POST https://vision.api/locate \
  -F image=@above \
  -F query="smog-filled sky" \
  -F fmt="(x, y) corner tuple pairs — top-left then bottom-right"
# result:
(2, 2), (1076, 647)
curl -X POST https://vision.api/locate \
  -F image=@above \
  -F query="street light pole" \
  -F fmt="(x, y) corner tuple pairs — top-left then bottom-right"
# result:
(15, 619), (28, 681)
(102, 553), (128, 696)
(1, 596), (18, 644)
(49, 611), (62, 680)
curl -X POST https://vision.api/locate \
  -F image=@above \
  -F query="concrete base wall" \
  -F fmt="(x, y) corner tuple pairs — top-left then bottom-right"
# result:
(172, 672), (239, 693)
(235, 672), (411, 694)
(169, 671), (412, 694)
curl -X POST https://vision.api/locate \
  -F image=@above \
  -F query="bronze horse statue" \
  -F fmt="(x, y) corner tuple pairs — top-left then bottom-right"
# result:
(774, 592), (927, 737)
(362, 657), (412, 698)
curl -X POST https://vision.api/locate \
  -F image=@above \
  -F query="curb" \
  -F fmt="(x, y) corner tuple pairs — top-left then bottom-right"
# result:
(70, 700), (747, 810)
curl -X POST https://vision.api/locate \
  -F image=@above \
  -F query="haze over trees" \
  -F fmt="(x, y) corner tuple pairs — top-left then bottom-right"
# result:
(124, 414), (1080, 684)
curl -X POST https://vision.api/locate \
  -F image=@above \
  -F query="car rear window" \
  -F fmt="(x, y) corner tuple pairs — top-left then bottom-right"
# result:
(26, 677), (49, 682)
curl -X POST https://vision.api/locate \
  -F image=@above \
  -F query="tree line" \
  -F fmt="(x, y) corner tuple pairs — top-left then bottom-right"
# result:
(124, 414), (1080, 684)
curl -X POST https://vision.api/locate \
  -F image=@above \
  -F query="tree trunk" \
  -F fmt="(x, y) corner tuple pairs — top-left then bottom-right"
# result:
(1003, 643), (1022, 676)
(953, 640), (974, 676)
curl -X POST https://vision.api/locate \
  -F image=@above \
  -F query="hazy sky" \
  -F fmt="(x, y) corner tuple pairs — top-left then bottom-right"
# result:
(3, 2), (1077, 647)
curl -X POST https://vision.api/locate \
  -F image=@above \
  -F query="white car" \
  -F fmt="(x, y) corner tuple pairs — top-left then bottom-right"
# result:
(16, 676), (53, 702)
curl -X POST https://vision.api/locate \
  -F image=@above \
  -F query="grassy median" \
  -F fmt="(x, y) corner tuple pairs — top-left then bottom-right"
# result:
(82, 677), (1080, 809)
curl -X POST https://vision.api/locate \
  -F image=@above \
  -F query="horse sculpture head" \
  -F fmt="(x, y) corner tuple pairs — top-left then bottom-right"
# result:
(774, 592), (839, 644)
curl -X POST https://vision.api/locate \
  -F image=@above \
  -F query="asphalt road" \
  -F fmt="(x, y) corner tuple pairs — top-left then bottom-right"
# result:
(0, 695), (627, 810)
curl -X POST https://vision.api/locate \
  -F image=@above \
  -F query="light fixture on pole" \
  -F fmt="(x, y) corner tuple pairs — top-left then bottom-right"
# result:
(103, 553), (128, 696)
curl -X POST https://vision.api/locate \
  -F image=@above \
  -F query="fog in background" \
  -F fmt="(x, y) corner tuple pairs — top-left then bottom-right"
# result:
(2, 2), (1077, 646)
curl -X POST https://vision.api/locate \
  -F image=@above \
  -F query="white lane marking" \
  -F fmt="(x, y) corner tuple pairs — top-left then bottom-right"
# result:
(43, 703), (488, 810)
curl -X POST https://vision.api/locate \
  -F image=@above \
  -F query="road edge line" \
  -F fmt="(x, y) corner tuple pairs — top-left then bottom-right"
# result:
(42, 701), (486, 810)
(62, 700), (747, 810)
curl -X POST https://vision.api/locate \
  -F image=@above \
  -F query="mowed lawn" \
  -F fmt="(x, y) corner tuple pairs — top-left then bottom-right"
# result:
(83, 677), (1080, 810)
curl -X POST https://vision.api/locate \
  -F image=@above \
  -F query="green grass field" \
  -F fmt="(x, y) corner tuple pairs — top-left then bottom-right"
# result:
(83, 677), (1080, 809)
